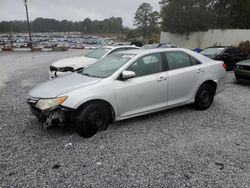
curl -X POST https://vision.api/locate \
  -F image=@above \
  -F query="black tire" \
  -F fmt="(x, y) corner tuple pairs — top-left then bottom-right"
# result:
(235, 75), (240, 82)
(75, 102), (111, 138)
(194, 84), (215, 110)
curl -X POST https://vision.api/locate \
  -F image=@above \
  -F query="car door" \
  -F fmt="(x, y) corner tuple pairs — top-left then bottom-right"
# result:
(165, 51), (203, 106)
(114, 53), (168, 118)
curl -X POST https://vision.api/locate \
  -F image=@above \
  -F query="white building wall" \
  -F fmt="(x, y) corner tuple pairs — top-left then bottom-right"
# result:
(160, 29), (250, 49)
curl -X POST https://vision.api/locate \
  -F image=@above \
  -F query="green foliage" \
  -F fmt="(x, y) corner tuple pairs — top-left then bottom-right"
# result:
(134, 3), (160, 42)
(160, 0), (250, 34)
(160, 0), (215, 34)
(149, 11), (160, 35)
(134, 3), (153, 28)
(125, 29), (141, 40)
(82, 17), (123, 34)
(238, 41), (250, 56)
(0, 17), (124, 33)
(0, 21), (27, 33)
(229, 0), (250, 29)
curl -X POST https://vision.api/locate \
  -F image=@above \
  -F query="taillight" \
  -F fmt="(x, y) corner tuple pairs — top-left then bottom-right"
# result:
(223, 63), (227, 70)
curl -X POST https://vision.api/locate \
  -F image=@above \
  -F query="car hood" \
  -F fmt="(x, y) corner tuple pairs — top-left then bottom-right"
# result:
(51, 56), (97, 69)
(237, 60), (250, 66)
(29, 73), (102, 98)
(202, 54), (217, 59)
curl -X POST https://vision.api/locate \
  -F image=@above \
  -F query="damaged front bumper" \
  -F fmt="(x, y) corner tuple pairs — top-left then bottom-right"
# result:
(49, 70), (73, 79)
(27, 97), (75, 129)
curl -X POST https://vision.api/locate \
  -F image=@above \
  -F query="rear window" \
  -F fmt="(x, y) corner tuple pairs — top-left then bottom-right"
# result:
(201, 48), (225, 56)
(165, 51), (201, 70)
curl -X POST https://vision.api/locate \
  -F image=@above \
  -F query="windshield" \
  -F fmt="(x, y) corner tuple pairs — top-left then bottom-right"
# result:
(201, 48), (225, 56)
(85, 47), (111, 59)
(80, 53), (135, 78)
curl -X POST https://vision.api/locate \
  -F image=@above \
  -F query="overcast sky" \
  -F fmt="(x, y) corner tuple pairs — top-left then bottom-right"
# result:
(0, 0), (160, 27)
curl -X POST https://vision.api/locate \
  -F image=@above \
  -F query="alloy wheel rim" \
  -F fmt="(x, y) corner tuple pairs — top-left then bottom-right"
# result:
(200, 90), (211, 105)
(87, 110), (105, 129)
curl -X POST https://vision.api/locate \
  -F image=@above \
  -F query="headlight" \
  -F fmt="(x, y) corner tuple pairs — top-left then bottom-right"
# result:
(235, 65), (240, 69)
(35, 96), (68, 110)
(58, 67), (74, 72)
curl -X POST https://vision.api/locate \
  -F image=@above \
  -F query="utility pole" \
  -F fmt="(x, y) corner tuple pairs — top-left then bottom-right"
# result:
(24, 0), (33, 51)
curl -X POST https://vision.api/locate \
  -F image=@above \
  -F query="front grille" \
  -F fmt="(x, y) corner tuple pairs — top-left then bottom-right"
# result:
(236, 64), (250, 71)
(241, 65), (250, 71)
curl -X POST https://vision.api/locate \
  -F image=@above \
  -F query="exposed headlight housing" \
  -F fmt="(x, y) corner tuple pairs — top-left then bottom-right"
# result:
(35, 96), (68, 111)
(50, 66), (74, 72)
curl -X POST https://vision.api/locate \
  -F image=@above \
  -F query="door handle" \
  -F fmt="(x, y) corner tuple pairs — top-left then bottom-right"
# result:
(196, 69), (204, 73)
(157, 76), (168, 82)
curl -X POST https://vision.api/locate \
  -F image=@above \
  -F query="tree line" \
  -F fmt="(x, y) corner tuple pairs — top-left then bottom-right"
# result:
(0, 17), (123, 33)
(132, 3), (160, 42)
(160, 0), (250, 34)
(1, 0), (250, 42)
(131, 0), (250, 42)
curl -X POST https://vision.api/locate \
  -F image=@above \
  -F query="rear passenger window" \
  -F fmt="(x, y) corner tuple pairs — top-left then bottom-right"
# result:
(166, 52), (191, 70)
(190, 56), (201, 65)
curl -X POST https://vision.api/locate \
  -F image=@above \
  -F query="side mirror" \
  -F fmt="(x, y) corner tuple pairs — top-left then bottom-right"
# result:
(122, 70), (136, 80)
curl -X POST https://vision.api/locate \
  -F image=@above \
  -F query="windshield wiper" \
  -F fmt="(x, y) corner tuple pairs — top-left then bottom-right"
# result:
(81, 72), (104, 78)
(81, 72), (92, 77)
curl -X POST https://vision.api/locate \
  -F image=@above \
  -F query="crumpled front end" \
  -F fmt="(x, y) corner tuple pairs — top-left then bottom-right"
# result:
(49, 65), (75, 78)
(26, 96), (75, 129)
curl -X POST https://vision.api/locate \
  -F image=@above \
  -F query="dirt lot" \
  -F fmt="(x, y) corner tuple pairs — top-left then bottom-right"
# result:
(0, 51), (250, 187)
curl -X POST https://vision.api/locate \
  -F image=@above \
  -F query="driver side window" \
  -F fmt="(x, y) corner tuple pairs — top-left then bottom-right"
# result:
(127, 53), (163, 77)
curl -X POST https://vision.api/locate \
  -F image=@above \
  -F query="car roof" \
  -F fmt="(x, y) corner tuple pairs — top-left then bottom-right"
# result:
(117, 48), (215, 63)
(204, 46), (227, 49)
(117, 48), (189, 55)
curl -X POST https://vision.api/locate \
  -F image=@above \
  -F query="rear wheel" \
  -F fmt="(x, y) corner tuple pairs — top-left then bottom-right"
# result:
(194, 84), (215, 110)
(75, 102), (111, 138)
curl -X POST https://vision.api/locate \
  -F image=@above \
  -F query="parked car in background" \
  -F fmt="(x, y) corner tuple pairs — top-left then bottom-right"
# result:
(194, 48), (203, 53)
(234, 59), (250, 82)
(159, 43), (177, 48)
(200, 47), (248, 70)
(130, 41), (143, 47)
(49, 45), (139, 78)
(141, 43), (162, 49)
(142, 43), (177, 49)
(27, 48), (226, 138)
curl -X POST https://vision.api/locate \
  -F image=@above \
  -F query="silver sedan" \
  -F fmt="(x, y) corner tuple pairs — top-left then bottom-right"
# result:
(27, 48), (226, 138)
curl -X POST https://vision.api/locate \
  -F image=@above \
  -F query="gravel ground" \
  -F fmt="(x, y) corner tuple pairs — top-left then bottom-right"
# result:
(0, 51), (250, 187)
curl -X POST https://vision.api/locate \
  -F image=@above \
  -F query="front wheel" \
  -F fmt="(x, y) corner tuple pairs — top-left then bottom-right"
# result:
(194, 84), (215, 110)
(235, 75), (241, 82)
(75, 102), (111, 138)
